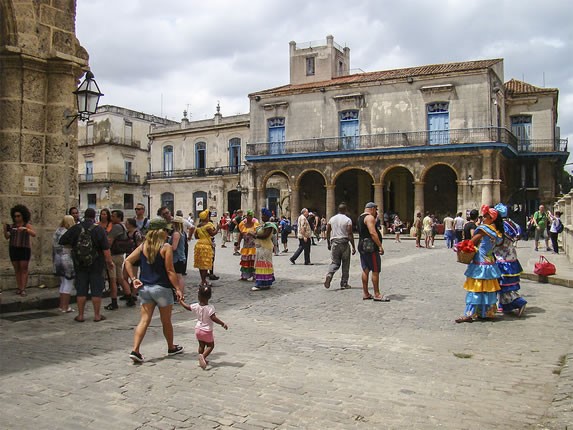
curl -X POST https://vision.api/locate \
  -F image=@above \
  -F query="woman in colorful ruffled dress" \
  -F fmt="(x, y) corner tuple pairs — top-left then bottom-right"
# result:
(194, 210), (217, 287)
(493, 203), (527, 317)
(455, 205), (504, 323)
(239, 210), (259, 281)
(252, 208), (278, 291)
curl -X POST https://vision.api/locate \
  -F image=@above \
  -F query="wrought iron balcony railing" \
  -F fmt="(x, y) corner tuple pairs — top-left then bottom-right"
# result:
(147, 165), (245, 180)
(517, 139), (568, 153)
(79, 137), (142, 148)
(246, 127), (568, 157)
(79, 173), (141, 184)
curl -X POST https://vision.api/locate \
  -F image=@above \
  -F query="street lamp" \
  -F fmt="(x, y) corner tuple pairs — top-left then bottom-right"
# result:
(67, 71), (104, 127)
(236, 182), (248, 194)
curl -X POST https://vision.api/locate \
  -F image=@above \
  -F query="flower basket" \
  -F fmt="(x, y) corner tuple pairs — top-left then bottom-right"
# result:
(455, 240), (477, 264)
(457, 249), (476, 264)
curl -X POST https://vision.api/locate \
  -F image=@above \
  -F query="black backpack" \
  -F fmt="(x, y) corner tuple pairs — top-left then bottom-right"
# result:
(73, 224), (97, 268)
(283, 221), (292, 234)
(110, 224), (132, 255)
(556, 219), (564, 234)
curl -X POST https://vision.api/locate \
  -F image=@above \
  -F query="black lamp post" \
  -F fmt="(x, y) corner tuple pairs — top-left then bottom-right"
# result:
(67, 71), (104, 127)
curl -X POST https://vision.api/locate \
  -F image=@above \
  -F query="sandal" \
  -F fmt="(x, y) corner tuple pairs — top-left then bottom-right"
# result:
(373, 296), (390, 302)
(74, 316), (85, 323)
(19, 290), (27, 296)
(363, 295), (373, 300)
(93, 315), (107, 322)
(455, 316), (473, 324)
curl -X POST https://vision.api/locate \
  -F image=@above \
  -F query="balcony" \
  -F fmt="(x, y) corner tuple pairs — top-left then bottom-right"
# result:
(517, 139), (568, 153)
(79, 137), (142, 148)
(79, 173), (141, 184)
(147, 165), (245, 180)
(246, 128), (570, 160)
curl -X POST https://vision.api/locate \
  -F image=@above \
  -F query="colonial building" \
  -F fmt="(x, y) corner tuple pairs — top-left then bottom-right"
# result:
(77, 105), (177, 218)
(245, 35), (568, 227)
(147, 105), (251, 219)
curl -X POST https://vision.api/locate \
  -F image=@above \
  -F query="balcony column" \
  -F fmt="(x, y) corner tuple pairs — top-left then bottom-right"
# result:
(481, 150), (494, 206)
(290, 186), (300, 222)
(492, 152), (501, 203)
(373, 183), (384, 216)
(413, 181), (425, 220)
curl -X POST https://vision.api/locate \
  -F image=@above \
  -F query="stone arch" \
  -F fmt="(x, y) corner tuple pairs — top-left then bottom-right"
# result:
(380, 165), (415, 226)
(332, 165), (375, 185)
(0, 0), (18, 47)
(261, 169), (291, 189)
(379, 163), (414, 185)
(419, 161), (460, 183)
(332, 167), (375, 222)
(422, 163), (458, 220)
(260, 169), (291, 218)
(294, 168), (327, 187)
(298, 169), (327, 217)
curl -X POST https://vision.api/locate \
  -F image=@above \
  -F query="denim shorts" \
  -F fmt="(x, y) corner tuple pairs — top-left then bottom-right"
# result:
(138, 284), (175, 308)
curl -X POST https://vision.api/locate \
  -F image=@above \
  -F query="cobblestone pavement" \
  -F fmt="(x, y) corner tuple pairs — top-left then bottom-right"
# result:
(1, 238), (572, 429)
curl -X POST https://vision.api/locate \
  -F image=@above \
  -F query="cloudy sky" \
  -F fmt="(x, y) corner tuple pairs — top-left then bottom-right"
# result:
(76, 0), (573, 149)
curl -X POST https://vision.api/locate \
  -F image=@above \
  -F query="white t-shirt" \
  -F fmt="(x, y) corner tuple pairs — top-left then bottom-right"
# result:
(443, 216), (454, 231)
(190, 303), (215, 331)
(454, 216), (464, 230)
(328, 213), (352, 239)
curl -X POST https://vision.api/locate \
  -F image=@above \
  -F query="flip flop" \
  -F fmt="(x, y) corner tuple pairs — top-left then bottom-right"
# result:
(363, 295), (373, 300)
(198, 354), (207, 369)
(93, 315), (107, 322)
(373, 296), (390, 302)
(74, 316), (85, 323)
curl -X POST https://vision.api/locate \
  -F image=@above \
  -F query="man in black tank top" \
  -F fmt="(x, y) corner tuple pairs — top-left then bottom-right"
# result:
(357, 202), (390, 302)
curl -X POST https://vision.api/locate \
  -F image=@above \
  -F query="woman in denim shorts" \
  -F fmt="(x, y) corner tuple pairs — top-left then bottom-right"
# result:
(124, 218), (185, 363)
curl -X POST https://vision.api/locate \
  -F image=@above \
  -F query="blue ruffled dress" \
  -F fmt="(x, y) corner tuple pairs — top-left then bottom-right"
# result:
(494, 219), (527, 312)
(462, 224), (503, 318)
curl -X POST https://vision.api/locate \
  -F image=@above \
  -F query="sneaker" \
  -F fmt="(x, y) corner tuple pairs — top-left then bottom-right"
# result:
(126, 297), (136, 307)
(233, 251), (240, 256)
(517, 304), (526, 318)
(119, 295), (128, 301)
(168, 345), (184, 356)
(324, 273), (333, 289)
(129, 351), (144, 363)
(340, 284), (352, 290)
(534, 247), (538, 251)
(208, 274), (220, 280)
(104, 302), (118, 311)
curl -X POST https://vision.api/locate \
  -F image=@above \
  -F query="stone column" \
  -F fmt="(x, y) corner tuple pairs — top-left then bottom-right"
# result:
(325, 185), (335, 220)
(480, 150), (493, 206)
(413, 181), (424, 219)
(373, 183), (384, 216)
(290, 186), (300, 223)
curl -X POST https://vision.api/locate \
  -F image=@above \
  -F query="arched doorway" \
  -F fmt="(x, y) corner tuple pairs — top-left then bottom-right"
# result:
(227, 189), (241, 214)
(265, 172), (291, 219)
(299, 171), (326, 218)
(334, 169), (374, 223)
(383, 167), (414, 227)
(423, 164), (457, 220)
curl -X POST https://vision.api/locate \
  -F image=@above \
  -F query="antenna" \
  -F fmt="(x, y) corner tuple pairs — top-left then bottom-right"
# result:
(543, 72), (546, 87)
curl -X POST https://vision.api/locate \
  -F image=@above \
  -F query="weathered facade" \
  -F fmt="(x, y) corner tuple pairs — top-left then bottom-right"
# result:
(77, 105), (177, 219)
(147, 107), (251, 219)
(246, 35), (568, 226)
(0, 0), (89, 289)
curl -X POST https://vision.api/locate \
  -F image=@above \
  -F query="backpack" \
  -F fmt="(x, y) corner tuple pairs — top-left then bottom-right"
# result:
(282, 221), (292, 234)
(73, 224), (97, 268)
(110, 224), (133, 255)
(138, 217), (150, 236)
(556, 219), (564, 234)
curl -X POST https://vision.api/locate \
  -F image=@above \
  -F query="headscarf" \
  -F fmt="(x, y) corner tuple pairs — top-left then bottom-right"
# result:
(494, 203), (507, 218)
(480, 204), (498, 221)
(246, 209), (255, 217)
(261, 207), (272, 218)
(148, 218), (168, 231)
(199, 210), (210, 221)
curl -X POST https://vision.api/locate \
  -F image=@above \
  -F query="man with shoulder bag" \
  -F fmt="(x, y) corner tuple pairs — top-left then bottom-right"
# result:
(106, 210), (136, 309)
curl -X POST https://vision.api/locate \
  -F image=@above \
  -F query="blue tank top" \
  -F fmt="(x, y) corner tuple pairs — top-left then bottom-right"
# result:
(170, 231), (186, 264)
(139, 246), (171, 288)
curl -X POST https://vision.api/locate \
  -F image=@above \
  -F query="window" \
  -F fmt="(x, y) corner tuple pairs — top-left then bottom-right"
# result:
(511, 115), (532, 151)
(124, 121), (133, 145)
(339, 110), (360, 150)
(86, 122), (94, 145)
(268, 117), (285, 155)
(87, 193), (97, 209)
(161, 192), (174, 215)
(195, 142), (206, 173)
(163, 145), (173, 176)
(85, 160), (93, 181)
(229, 138), (241, 173)
(338, 60), (344, 75)
(124, 161), (133, 182)
(306, 56), (315, 76)
(124, 193), (134, 210)
(520, 162), (538, 188)
(427, 102), (450, 145)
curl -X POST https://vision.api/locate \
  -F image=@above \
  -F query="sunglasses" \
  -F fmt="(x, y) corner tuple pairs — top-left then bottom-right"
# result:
(135, 207), (144, 210)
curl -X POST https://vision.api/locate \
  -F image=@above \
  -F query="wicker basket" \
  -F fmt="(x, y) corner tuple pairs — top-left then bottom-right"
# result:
(457, 250), (476, 264)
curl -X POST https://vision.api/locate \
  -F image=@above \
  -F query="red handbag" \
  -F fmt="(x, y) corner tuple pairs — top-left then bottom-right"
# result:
(534, 256), (556, 276)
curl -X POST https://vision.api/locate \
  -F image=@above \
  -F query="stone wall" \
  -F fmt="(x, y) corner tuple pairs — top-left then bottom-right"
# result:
(0, 0), (89, 290)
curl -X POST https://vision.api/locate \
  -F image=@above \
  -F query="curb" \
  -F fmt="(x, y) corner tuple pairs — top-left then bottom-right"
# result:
(522, 272), (573, 289)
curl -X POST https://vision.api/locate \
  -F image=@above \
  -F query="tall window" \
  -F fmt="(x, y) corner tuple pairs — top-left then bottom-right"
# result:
(161, 192), (174, 215)
(124, 121), (133, 145)
(306, 56), (315, 76)
(339, 110), (360, 150)
(86, 121), (94, 145)
(268, 117), (285, 155)
(87, 193), (97, 209)
(427, 102), (450, 145)
(511, 115), (532, 151)
(163, 145), (173, 177)
(195, 142), (206, 173)
(124, 161), (132, 182)
(85, 160), (93, 181)
(124, 193), (134, 210)
(229, 138), (241, 173)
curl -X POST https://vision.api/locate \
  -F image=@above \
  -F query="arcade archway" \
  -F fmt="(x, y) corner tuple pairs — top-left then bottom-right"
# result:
(423, 164), (457, 220)
(299, 170), (326, 218)
(383, 166), (414, 225)
(334, 169), (374, 223)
